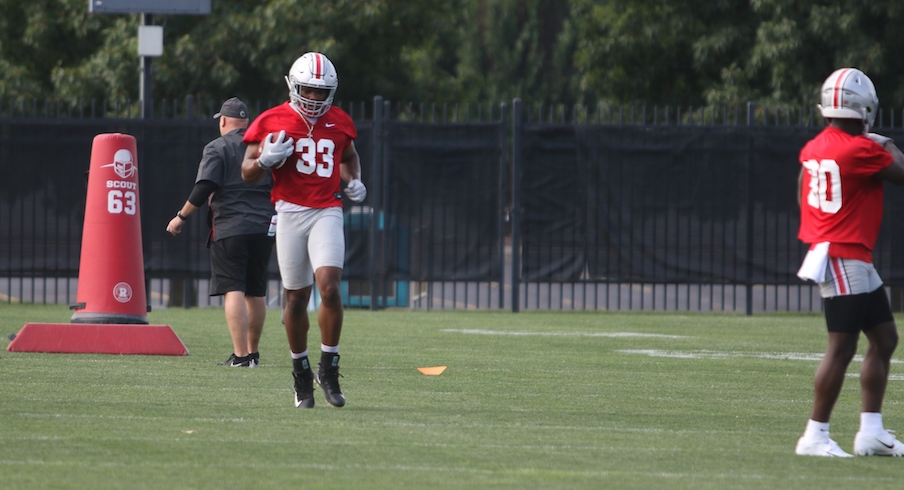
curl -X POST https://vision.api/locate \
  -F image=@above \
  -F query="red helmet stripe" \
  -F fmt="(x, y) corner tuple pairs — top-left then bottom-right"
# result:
(833, 68), (851, 108)
(314, 53), (323, 80)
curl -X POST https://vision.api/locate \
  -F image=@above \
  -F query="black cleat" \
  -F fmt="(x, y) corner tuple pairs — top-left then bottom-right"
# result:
(219, 353), (252, 367)
(249, 352), (260, 368)
(293, 369), (315, 408)
(315, 353), (346, 408)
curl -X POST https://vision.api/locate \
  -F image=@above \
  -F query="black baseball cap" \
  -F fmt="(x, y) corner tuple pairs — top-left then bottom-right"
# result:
(213, 97), (248, 119)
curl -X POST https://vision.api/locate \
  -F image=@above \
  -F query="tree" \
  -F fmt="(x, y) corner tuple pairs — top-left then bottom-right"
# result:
(571, 0), (759, 107)
(0, 0), (121, 100)
(740, 0), (904, 110)
(4, 0), (904, 112)
(571, 0), (904, 111)
(1, 0), (454, 107)
(450, 0), (579, 106)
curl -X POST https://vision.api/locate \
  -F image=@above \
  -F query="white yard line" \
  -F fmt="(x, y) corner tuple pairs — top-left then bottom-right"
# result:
(616, 349), (903, 364)
(442, 329), (686, 338)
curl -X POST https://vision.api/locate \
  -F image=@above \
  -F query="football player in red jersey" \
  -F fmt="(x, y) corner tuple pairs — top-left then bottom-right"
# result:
(794, 68), (904, 457)
(241, 52), (367, 409)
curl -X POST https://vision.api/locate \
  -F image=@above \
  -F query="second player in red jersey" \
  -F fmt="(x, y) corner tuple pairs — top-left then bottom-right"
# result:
(794, 67), (904, 459)
(798, 125), (892, 262)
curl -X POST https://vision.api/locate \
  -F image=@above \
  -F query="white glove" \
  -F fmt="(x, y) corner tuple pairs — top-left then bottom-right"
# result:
(344, 179), (367, 202)
(257, 130), (295, 169)
(868, 132), (894, 147)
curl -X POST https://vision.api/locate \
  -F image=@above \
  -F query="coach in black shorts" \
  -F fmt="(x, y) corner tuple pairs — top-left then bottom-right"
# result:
(167, 97), (275, 367)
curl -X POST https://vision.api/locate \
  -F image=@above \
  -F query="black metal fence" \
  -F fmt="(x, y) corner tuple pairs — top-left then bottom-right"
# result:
(4, 97), (904, 313)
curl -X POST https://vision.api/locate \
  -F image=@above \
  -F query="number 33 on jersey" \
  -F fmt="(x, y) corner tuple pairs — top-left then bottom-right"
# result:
(245, 101), (358, 209)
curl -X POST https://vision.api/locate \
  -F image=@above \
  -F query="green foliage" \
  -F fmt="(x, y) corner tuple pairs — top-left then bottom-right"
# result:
(572, 0), (760, 106)
(450, 0), (579, 105)
(51, 18), (140, 101)
(2, 1), (904, 109)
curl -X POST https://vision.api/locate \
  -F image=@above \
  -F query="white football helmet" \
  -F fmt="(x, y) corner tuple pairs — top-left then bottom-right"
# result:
(818, 68), (878, 129)
(285, 52), (338, 118)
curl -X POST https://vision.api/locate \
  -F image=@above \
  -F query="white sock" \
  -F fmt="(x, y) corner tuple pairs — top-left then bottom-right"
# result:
(804, 419), (830, 439)
(291, 350), (309, 360)
(321, 344), (339, 354)
(860, 412), (884, 434)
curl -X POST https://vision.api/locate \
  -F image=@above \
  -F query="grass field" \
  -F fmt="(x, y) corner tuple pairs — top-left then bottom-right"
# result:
(3, 304), (904, 489)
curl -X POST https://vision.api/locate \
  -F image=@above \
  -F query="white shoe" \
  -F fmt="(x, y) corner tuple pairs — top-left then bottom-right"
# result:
(795, 435), (853, 457)
(854, 429), (904, 456)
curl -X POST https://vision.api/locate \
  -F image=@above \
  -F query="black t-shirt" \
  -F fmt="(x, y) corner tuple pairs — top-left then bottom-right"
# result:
(195, 128), (274, 241)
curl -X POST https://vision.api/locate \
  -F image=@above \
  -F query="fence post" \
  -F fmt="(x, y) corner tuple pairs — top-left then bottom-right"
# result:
(511, 99), (523, 312)
(498, 103), (508, 309)
(745, 102), (755, 316)
(139, 14), (154, 119)
(370, 96), (384, 311)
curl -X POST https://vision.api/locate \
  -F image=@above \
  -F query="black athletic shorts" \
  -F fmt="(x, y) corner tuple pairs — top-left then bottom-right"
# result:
(823, 287), (894, 334)
(209, 233), (274, 297)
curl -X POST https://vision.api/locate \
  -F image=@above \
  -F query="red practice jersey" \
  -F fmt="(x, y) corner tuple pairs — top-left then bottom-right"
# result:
(798, 126), (892, 262)
(245, 102), (357, 208)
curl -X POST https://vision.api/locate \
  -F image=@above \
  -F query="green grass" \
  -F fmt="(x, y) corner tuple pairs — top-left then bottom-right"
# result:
(2, 304), (904, 489)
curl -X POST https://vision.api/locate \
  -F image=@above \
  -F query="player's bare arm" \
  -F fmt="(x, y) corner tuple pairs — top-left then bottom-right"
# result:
(339, 141), (361, 183)
(340, 142), (366, 202)
(241, 142), (265, 183)
(166, 202), (199, 236)
(875, 140), (904, 185)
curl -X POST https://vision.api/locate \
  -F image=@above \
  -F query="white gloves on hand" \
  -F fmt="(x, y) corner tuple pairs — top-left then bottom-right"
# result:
(868, 133), (894, 147)
(344, 179), (367, 202)
(258, 130), (295, 169)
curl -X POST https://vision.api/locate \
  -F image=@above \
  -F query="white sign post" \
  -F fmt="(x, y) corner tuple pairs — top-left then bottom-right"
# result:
(89, 1), (211, 118)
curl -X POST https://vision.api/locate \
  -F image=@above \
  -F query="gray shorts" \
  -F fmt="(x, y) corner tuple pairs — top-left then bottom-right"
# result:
(275, 207), (345, 290)
(818, 258), (883, 298)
